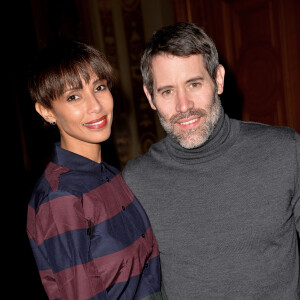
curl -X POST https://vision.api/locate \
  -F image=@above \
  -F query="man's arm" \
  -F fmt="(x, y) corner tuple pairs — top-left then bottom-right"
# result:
(291, 131), (300, 233)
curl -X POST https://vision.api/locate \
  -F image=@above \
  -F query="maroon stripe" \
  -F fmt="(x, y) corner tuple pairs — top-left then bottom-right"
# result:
(45, 162), (69, 191)
(27, 205), (36, 239)
(32, 173), (135, 245)
(39, 269), (61, 299)
(51, 226), (159, 299)
(33, 194), (87, 245)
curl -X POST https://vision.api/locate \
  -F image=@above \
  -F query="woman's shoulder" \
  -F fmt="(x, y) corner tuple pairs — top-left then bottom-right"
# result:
(28, 161), (72, 211)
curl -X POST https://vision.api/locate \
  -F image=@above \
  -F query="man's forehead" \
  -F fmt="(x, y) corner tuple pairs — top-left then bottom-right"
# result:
(152, 53), (204, 63)
(151, 54), (206, 73)
(151, 54), (207, 85)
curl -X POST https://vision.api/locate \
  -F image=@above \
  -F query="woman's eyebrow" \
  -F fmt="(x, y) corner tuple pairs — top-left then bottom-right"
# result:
(63, 86), (81, 94)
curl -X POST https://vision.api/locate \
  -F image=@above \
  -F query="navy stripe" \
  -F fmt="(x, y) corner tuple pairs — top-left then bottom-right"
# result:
(38, 198), (151, 273)
(90, 196), (151, 258)
(29, 189), (75, 211)
(134, 256), (161, 299)
(59, 170), (109, 198)
(28, 174), (52, 211)
(88, 256), (161, 300)
(29, 163), (120, 211)
(40, 228), (90, 272)
(130, 196), (152, 230)
(29, 238), (52, 271)
(57, 162), (119, 198)
(87, 288), (108, 299)
(92, 277), (140, 299)
(28, 182), (73, 211)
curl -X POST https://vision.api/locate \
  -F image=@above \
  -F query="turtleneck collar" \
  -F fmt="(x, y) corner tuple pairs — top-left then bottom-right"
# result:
(164, 107), (240, 164)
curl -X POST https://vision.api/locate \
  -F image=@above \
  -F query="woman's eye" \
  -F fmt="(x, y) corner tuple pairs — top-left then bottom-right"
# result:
(96, 84), (107, 92)
(67, 94), (79, 102)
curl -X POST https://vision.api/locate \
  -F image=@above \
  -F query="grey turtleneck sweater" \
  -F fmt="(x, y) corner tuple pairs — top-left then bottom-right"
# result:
(123, 109), (300, 299)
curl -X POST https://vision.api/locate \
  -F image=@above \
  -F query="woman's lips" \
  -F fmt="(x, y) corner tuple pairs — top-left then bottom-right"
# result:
(83, 115), (107, 129)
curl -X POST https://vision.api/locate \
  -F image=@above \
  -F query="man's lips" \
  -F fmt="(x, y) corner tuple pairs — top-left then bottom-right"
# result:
(83, 116), (107, 129)
(176, 116), (202, 130)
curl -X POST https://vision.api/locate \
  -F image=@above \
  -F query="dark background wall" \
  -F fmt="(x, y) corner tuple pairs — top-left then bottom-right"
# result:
(5, 1), (46, 298)
(6, 1), (173, 298)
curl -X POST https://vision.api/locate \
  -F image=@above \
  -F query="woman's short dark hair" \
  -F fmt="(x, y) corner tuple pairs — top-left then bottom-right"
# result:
(27, 38), (114, 108)
(141, 22), (219, 97)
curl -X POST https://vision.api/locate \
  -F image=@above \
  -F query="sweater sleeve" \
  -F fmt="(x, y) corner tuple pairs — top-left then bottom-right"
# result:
(291, 131), (300, 234)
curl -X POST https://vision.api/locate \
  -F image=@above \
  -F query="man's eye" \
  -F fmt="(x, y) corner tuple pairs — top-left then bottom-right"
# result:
(162, 89), (173, 96)
(190, 82), (200, 88)
(67, 94), (79, 102)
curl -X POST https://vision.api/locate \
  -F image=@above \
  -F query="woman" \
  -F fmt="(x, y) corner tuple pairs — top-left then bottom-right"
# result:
(26, 39), (161, 300)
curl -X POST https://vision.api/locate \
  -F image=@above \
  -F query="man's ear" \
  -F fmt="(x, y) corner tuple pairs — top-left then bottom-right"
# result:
(35, 102), (56, 124)
(143, 85), (157, 110)
(216, 64), (225, 95)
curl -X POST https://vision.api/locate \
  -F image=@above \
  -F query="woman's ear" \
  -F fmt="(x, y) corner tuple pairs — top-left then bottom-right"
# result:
(35, 102), (56, 124)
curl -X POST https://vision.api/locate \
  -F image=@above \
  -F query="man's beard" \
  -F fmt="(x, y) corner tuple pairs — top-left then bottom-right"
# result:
(157, 91), (221, 149)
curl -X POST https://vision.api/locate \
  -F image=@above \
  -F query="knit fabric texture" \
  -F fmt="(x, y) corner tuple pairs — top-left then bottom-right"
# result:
(123, 109), (300, 299)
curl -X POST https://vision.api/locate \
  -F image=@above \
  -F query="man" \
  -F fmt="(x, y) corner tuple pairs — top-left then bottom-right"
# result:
(123, 22), (300, 299)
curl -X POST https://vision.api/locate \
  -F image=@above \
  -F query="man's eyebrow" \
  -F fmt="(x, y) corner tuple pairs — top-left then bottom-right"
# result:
(186, 76), (204, 84)
(156, 76), (204, 93)
(156, 85), (173, 93)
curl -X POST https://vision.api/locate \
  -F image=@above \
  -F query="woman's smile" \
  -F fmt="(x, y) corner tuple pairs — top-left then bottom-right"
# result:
(83, 115), (107, 129)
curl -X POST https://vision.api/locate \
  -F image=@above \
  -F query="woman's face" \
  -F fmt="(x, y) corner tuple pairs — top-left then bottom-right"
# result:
(41, 71), (113, 155)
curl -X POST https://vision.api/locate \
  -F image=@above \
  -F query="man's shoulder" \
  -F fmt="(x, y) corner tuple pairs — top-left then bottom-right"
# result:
(237, 119), (297, 142)
(123, 138), (166, 177)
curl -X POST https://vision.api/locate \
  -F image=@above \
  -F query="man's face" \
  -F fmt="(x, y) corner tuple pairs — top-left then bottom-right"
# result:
(144, 54), (225, 149)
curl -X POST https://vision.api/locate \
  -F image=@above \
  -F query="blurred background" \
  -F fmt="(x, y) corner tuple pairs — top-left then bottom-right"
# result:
(5, 0), (299, 298)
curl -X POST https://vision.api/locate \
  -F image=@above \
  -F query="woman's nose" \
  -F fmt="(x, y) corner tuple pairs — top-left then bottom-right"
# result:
(87, 93), (102, 113)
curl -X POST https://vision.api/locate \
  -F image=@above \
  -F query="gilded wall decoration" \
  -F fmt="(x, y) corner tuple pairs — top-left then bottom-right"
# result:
(121, 0), (158, 154)
(98, 0), (133, 169)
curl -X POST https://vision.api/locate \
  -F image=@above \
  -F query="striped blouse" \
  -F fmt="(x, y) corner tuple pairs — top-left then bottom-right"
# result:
(27, 143), (161, 300)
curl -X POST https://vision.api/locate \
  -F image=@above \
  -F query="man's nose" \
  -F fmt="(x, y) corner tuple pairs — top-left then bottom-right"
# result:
(175, 90), (194, 112)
